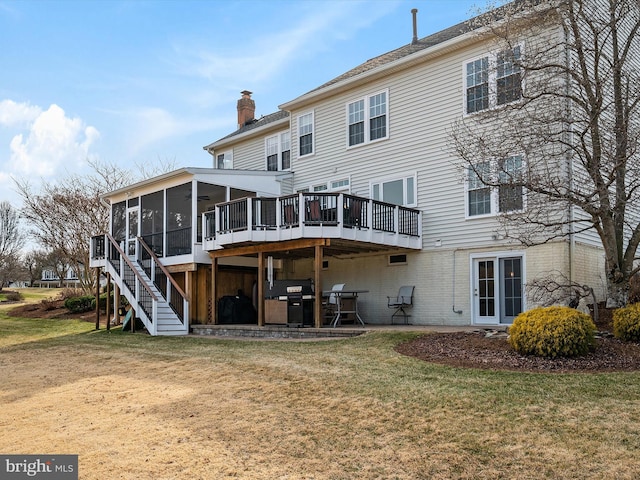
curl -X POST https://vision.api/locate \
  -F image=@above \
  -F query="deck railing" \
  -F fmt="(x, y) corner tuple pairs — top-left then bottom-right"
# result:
(203, 192), (420, 245)
(102, 233), (157, 323)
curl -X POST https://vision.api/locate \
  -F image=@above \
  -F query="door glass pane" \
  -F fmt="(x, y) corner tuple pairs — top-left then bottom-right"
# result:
(112, 201), (126, 241)
(406, 177), (415, 205)
(166, 183), (192, 256)
(501, 257), (523, 322)
(128, 210), (138, 238)
(478, 260), (495, 317)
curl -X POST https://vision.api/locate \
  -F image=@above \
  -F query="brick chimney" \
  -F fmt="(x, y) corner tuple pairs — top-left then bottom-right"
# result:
(237, 90), (255, 128)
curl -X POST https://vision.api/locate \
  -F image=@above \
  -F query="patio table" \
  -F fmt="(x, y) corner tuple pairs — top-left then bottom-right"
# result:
(322, 289), (369, 327)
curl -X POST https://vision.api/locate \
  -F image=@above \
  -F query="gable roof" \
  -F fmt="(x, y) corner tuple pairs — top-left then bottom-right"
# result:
(311, 18), (474, 93)
(203, 109), (289, 150)
(205, 0), (547, 149)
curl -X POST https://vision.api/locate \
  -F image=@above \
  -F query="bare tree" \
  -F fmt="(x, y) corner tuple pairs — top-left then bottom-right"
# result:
(0, 201), (24, 291)
(451, 0), (640, 307)
(23, 249), (47, 287)
(15, 160), (132, 293)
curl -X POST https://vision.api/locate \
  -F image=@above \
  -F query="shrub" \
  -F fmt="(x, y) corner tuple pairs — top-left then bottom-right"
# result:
(4, 291), (23, 302)
(64, 295), (94, 313)
(41, 297), (58, 311)
(613, 303), (640, 342)
(508, 306), (596, 358)
(91, 292), (113, 312)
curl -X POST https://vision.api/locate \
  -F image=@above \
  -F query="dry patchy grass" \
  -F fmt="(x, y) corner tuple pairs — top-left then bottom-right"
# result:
(1, 298), (640, 479)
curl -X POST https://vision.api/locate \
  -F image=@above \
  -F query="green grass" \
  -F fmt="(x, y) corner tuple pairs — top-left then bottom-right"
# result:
(2, 291), (640, 479)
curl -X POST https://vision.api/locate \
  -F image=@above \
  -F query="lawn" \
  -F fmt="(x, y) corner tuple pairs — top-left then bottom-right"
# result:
(1, 290), (640, 479)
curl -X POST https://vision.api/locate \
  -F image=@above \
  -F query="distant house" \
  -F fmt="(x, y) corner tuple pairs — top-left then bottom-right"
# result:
(37, 267), (80, 289)
(90, 0), (612, 335)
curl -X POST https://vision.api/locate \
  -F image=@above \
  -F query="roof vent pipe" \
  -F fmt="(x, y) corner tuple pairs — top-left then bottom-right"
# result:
(411, 8), (418, 44)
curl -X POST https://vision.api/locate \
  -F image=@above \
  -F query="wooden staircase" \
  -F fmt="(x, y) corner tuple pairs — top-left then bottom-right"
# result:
(102, 234), (189, 336)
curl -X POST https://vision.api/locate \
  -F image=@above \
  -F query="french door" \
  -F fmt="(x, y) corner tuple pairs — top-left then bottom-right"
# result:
(472, 255), (523, 324)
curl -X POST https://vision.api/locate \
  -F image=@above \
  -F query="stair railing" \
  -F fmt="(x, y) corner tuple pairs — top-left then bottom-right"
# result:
(104, 233), (157, 333)
(137, 236), (189, 325)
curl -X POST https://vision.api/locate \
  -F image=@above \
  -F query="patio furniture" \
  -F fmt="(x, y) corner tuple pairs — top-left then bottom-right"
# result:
(322, 283), (344, 323)
(387, 285), (414, 324)
(323, 286), (368, 327)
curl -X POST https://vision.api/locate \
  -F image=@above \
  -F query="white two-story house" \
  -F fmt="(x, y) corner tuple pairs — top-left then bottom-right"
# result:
(90, 0), (609, 335)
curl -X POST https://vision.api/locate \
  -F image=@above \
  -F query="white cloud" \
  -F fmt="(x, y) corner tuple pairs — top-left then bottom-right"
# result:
(0, 99), (41, 128)
(169, 0), (400, 89)
(118, 106), (218, 158)
(1, 102), (100, 178)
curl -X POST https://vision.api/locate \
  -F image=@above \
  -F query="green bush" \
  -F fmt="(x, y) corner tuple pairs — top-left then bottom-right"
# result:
(613, 303), (640, 341)
(64, 295), (94, 313)
(508, 306), (596, 358)
(91, 292), (114, 312)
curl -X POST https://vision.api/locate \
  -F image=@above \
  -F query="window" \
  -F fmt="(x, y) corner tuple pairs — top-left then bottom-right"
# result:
(371, 175), (416, 206)
(498, 156), (524, 212)
(298, 112), (314, 156)
(216, 151), (233, 169)
(347, 90), (388, 146)
(281, 132), (291, 169)
(497, 46), (522, 106)
(465, 45), (522, 114)
(310, 178), (350, 193)
(466, 156), (524, 217)
(348, 100), (364, 146)
(388, 254), (407, 265)
(466, 57), (489, 114)
(468, 162), (492, 216)
(265, 132), (291, 171)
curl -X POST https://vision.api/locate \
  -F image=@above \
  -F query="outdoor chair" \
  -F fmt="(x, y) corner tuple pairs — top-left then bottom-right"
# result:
(306, 199), (322, 224)
(387, 285), (414, 324)
(322, 283), (345, 324)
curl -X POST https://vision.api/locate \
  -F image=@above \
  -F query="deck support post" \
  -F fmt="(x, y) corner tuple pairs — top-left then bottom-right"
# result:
(106, 272), (111, 331)
(211, 256), (218, 324)
(95, 267), (101, 330)
(258, 252), (265, 326)
(314, 245), (323, 328)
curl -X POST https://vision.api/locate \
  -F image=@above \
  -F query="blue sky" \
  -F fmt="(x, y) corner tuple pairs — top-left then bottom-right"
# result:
(0, 0), (492, 199)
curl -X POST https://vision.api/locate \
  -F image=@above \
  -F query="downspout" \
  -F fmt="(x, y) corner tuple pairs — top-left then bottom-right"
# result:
(564, 21), (575, 287)
(452, 249), (463, 314)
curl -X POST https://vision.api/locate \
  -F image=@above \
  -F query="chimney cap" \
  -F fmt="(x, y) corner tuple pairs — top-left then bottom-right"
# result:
(240, 90), (252, 97)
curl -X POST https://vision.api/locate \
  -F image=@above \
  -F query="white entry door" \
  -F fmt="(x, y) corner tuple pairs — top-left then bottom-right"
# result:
(472, 256), (523, 325)
(473, 258), (498, 324)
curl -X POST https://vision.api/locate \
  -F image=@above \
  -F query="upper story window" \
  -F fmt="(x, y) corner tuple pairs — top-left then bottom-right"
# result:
(466, 155), (524, 217)
(347, 90), (388, 147)
(298, 112), (314, 157)
(465, 45), (522, 115)
(371, 174), (416, 207)
(497, 46), (522, 106)
(216, 150), (233, 169)
(265, 132), (291, 171)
